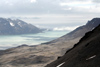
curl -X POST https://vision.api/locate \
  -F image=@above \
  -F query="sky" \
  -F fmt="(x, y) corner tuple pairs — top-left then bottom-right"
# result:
(0, 0), (100, 30)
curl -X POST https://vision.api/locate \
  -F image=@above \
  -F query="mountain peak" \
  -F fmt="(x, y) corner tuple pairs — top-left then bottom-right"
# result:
(0, 18), (42, 35)
(91, 17), (100, 21)
(86, 18), (100, 28)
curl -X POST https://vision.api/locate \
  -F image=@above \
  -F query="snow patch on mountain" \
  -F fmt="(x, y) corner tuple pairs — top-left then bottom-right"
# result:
(10, 22), (15, 26)
(53, 26), (79, 31)
(86, 55), (96, 60)
(18, 22), (22, 27)
(56, 62), (65, 67)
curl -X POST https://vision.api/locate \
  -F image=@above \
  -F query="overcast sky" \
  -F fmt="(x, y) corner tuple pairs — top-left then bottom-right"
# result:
(0, 0), (100, 29)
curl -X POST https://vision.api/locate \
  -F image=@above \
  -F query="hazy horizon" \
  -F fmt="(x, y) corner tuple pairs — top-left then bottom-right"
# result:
(0, 0), (100, 29)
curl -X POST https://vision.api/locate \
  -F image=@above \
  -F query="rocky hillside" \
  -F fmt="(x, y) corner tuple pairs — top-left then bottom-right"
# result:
(45, 18), (100, 44)
(0, 18), (100, 67)
(42, 18), (100, 55)
(0, 18), (42, 35)
(46, 22), (100, 67)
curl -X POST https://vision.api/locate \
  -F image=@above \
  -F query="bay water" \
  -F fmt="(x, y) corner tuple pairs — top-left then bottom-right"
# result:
(0, 30), (70, 50)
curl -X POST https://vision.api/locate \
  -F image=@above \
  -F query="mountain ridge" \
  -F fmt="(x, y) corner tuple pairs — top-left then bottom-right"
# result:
(42, 18), (100, 46)
(0, 18), (42, 35)
(46, 22), (100, 67)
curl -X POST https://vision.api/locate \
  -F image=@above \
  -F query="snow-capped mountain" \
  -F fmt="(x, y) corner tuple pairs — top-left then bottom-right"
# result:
(0, 18), (42, 35)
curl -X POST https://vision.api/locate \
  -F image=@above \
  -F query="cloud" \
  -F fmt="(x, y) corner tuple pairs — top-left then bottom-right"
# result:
(53, 26), (79, 31)
(60, 0), (96, 10)
(60, 1), (93, 6)
(0, 0), (100, 27)
(92, 0), (100, 3)
(10, 16), (40, 19)
(62, 7), (72, 10)
(0, 0), (99, 15)
(30, 0), (37, 3)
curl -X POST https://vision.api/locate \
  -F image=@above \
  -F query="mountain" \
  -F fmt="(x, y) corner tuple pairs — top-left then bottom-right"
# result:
(46, 22), (100, 67)
(0, 18), (100, 67)
(45, 18), (100, 44)
(0, 18), (42, 35)
(42, 18), (100, 55)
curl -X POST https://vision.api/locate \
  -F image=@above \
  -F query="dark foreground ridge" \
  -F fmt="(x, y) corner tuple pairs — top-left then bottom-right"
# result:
(46, 24), (100, 67)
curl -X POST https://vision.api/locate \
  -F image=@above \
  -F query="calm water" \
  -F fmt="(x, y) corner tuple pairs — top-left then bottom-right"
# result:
(0, 30), (70, 50)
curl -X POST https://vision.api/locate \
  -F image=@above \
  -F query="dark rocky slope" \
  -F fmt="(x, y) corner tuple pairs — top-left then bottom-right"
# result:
(46, 24), (100, 67)
(0, 18), (42, 35)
